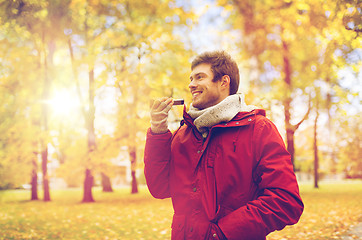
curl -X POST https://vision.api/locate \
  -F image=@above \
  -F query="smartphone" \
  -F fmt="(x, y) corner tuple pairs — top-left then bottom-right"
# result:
(149, 99), (184, 108)
(173, 99), (184, 105)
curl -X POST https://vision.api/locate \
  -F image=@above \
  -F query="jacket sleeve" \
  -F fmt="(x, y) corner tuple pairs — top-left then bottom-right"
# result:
(217, 116), (304, 240)
(144, 128), (172, 199)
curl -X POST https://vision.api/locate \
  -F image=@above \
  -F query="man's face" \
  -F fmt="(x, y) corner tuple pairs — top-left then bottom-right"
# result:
(189, 63), (225, 110)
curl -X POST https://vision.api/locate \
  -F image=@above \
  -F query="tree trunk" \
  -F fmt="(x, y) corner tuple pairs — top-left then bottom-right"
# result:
(128, 51), (143, 195)
(31, 155), (38, 200)
(281, 39), (310, 170)
(41, 147), (50, 201)
(40, 33), (53, 202)
(314, 98), (319, 188)
(325, 77), (337, 174)
(131, 171), (138, 194)
(286, 128), (296, 168)
(282, 40), (296, 168)
(130, 147), (138, 194)
(82, 68), (96, 202)
(101, 172), (113, 192)
(83, 168), (94, 202)
(68, 39), (95, 202)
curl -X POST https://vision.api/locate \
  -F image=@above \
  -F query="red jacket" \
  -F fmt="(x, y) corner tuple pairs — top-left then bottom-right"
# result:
(144, 108), (303, 240)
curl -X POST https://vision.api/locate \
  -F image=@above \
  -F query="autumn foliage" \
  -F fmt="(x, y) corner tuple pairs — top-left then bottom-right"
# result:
(0, 0), (360, 204)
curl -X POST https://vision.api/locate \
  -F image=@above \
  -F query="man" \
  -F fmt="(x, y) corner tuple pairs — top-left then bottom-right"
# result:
(144, 51), (303, 240)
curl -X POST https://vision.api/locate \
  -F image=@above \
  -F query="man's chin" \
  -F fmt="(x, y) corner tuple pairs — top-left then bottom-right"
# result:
(191, 101), (199, 108)
(192, 102), (204, 110)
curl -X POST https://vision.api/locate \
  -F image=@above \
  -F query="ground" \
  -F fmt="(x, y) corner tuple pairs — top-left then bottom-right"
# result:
(0, 180), (361, 240)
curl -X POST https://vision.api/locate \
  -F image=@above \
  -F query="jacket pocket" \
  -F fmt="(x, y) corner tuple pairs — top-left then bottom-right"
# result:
(213, 204), (234, 222)
(171, 214), (185, 240)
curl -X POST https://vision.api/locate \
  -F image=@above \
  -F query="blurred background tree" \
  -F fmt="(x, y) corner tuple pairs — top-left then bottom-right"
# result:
(0, 0), (360, 201)
(218, 0), (360, 185)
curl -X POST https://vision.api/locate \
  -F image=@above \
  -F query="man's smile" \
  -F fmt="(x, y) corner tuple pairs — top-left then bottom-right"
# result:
(192, 91), (202, 98)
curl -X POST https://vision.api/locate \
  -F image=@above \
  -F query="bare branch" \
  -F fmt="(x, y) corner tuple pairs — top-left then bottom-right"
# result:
(294, 93), (312, 131)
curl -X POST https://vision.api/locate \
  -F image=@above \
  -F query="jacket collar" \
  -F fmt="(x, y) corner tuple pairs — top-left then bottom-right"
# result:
(182, 105), (265, 129)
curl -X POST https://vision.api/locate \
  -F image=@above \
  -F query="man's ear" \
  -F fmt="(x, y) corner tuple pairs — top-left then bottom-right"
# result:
(220, 75), (230, 90)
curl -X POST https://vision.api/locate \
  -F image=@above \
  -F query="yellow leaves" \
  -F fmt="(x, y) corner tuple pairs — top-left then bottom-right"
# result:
(0, 187), (174, 239)
(282, 28), (296, 42)
(34, 8), (48, 20)
(124, 21), (144, 36)
(268, 182), (362, 239)
(70, 0), (87, 8)
(78, 8), (87, 17)
(351, 62), (361, 72)
(1, 20), (30, 40)
(217, 0), (229, 6)
(296, 2), (310, 12)
(222, 4), (234, 14)
(1, 183), (361, 239)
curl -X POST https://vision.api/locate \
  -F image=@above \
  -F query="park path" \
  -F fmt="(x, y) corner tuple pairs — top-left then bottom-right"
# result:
(341, 222), (362, 239)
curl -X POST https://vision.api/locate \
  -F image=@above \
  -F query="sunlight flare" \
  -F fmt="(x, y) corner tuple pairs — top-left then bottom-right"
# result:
(48, 89), (80, 116)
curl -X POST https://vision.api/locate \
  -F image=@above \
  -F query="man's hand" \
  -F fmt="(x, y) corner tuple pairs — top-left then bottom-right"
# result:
(150, 97), (174, 134)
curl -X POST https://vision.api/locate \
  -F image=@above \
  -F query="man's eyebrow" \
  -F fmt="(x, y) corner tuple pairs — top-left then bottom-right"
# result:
(190, 72), (206, 80)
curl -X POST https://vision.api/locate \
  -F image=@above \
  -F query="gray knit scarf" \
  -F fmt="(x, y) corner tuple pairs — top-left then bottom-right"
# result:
(187, 93), (257, 138)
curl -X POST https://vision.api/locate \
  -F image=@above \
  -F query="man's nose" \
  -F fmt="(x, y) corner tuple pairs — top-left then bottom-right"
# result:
(189, 79), (196, 90)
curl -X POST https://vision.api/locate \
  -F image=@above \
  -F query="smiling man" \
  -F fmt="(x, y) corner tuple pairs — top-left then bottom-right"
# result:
(189, 63), (229, 109)
(144, 51), (303, 240)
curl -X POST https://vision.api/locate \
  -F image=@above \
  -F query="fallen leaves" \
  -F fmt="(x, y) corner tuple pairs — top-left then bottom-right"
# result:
(267, 181), (362, 240)
(0, 187), (173, 240)
(0, 181), (361, 240)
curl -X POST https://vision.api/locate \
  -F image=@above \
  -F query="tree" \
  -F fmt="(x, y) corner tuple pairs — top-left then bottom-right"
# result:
(336, 112), (362, 178)
(97, 0), (193, 194)
(220, 0), (360, 170)
(313, 0), (360, 174)
(67, 2), (99, 202)
(313, 90), (320, 188)
(0, 1), (45, 193)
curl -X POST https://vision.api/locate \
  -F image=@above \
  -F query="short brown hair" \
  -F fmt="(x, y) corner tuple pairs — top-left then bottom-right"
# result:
(191, 51), (240, 95)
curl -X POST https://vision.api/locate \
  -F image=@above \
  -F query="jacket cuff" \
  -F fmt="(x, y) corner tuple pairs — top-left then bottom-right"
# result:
(148, 127), (171, 136)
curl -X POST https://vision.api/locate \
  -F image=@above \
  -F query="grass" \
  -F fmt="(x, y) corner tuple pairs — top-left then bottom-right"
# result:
(0, 180), (361, 240)
(0, 187), (173, 240)
(268, 180), (362, 240)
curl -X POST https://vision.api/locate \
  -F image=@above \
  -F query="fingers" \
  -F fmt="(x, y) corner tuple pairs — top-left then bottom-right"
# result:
(152, 97), (174, 112)
(151, 97), (166, 110)
(150, 97), (173, 133)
